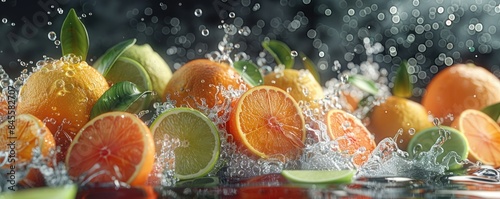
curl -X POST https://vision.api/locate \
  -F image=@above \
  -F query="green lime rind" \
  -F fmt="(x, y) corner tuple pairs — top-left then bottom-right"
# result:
(0, 185), (77, 199)
(150, 107), (220, 180)
(281, 170), (356, 184)
(407, 126), (469, 170)
(60, 9), (89, 61)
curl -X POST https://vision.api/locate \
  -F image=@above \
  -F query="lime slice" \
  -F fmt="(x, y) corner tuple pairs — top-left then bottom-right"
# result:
(150, 108), (220, 180)
(0, 185), (77, 199)
(281, 170), (356, 184)
(407, 126), (469, 170)
(105, 57), (153, 112)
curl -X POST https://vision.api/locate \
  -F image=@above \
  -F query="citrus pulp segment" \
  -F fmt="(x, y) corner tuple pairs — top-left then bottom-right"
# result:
(325, 109), (376, 166)
(407, 126), (469, 170)
(451, 109), (500, 167)
(281, 170), (356, 184)
(150, 107), (220, 180)
(65, 112), (155, 185)
(226, 85), (306, 160)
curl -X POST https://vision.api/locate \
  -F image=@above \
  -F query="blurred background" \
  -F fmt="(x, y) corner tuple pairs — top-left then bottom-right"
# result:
(1, 0), (500, 100)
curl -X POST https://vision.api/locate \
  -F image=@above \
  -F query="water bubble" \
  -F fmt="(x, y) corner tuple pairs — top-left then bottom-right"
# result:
(48, 31), (57, 41)
(291, 51), (298, 57)
(229, 12), (236, 18)
(253, 3), (261, 11)
(1, 18), (7, 23)
(54, 40), (61, 46)
(57, 8), (64, 14)
(194, 9), (202, 17)
(201, 29), (209, 36)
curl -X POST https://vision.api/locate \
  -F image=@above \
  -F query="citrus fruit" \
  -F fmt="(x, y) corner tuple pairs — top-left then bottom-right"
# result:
(163, 59), (249, 111)
(451, 109), (500, 167)
(0, 114), (55, 187)
(0, 185), (77, 199)
(226, 85), (306, 160)
(325, 109), (376, 166)
(264, 69), (324, 108)
(120, 44), (172, 98)
(17, 55), (109, 161)
(65, 111), (155, 185)
(104, 57), (153, 111)
(149, 107), (220, 180)
(281, 170), (356, 184)
(407, 126), (469, 170)
(422, 63), (500, 125)
(367, 96), (433, 150)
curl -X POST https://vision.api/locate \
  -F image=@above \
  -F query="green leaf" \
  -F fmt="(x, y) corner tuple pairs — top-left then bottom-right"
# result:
(481, 102), (500, 122)
(90, 81), (151, 119)
(262, 40), (294, 69)
(347, 75), (378, 95)
(60, 8), (89, 61)
(94, 38), (137, 75)
(299, 52), (320, 83)
(393, 60), (413, 98)
(233, 61), (263, 86)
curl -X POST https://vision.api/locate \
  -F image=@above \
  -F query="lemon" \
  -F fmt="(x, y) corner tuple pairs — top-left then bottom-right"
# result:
(407, 126), (469, 170)
(281, 170), (356, 184)
(150, 108), (220, 180)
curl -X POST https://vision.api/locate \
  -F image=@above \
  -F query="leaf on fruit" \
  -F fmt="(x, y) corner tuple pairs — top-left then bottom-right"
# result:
(90, 81), (151, 119)
(262, 40), (294, 69)
(393, 60), (413, 98)
(61, 8), (89, 61)
(94, 38), (137, 75)
(347, 75), (378, 95)
(233, 60), (263, 86)
(482, 102), (500, 122)
(300, 52), (321, 83)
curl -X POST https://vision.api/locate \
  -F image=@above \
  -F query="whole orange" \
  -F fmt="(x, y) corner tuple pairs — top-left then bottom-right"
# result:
(422, 63), (500, 125)
(367, 96), (433, 150)
(16, 55), (109, 161)
(163, 59), (249, 111)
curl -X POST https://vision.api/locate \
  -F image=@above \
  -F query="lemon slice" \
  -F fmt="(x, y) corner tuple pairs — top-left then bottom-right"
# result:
(281, 170), (356, 184)
(150, 108), (220, 180)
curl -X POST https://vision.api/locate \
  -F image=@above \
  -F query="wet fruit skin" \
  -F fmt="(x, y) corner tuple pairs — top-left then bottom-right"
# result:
(422, 63), (500, 125)
(16, 56), (109, 162)
(163, 59), (250, 111)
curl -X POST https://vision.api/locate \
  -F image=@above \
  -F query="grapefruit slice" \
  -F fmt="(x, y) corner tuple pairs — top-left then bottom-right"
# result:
(451, 109), (500, 167)
(65, 112), (155, 185)
(226, 85), (306, 160)
(325, 110), (376, 166)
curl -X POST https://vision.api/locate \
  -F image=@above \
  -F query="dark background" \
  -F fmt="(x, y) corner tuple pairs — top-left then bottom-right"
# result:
(1, 0), (499, 100)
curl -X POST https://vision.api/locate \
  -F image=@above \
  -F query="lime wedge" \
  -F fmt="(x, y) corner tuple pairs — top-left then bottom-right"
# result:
(150, 108), (220, 180)
(407, 126), (469, 170)
(105, 57), (153, 111)
(0, 185), (77, 199)
(281, 170), (356, 184)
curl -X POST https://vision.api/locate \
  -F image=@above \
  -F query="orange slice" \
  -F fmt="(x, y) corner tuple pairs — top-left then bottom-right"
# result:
(325, 110), (376, 166)
(451, 109), (500, 167)
(0, 114), (55, 187)
(65, 112), (155, 185)
(226, 85), (306, 160)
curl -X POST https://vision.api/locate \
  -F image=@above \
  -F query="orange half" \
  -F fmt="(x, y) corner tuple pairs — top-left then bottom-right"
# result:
(65, 112), (155, 185)
(325, 109), (376, 166)
(451, 109), (500, 167)
(227, 86), (306, 160)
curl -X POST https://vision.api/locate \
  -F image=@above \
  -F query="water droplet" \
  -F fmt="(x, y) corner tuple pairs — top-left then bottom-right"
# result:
(1, 18), (7, 23)
(57, 8), (64, 14)
(48, 31), (57, 41)
(194, 8), (202, 17)
(229, 12), (236, 18)
(201, 29), (209, 36)
(291, 51), (298, 57)
(253, 3), (261, 11)
(54, 40), (61, 46)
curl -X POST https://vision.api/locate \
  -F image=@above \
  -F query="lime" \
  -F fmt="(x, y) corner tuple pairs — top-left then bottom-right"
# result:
(281, 170), (356, 184)
(0, 185), (77, 199)
(121, 44), (172, 98)
(104, 57), (152, 112)
(407, 126), (469, 169)
(150, 108), (220, 180)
